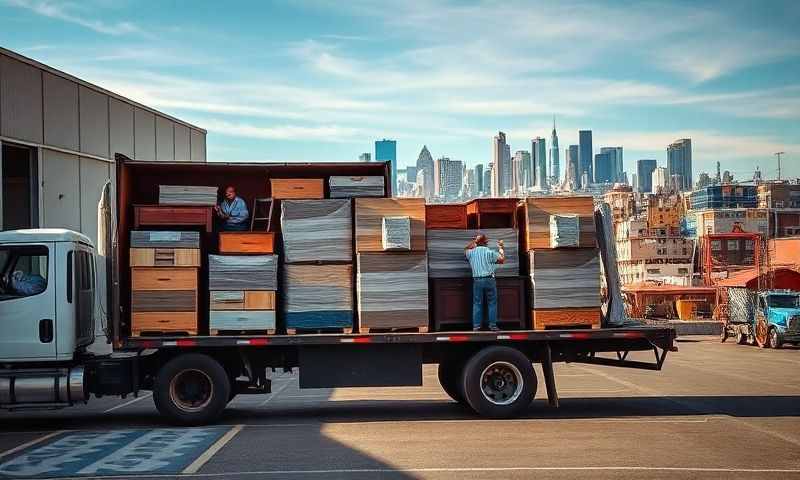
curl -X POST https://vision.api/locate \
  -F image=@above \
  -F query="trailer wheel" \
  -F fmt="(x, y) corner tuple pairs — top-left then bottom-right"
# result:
(736, 331), (748, 345)
(768, 328), (783, 349)
(461, 346), (536, 418)
(437, 359), (466, 404)
(153, 354), (230, 426)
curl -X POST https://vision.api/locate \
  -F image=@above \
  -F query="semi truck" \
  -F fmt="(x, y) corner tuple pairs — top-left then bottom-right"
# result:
(0, 158), (676, 425)
(722, 289), (800, 348)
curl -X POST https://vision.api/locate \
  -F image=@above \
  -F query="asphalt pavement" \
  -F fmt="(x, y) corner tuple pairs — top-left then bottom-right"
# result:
(1, 336), (799, 479)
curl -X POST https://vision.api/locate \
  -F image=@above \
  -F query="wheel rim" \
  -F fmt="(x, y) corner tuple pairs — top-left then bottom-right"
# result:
(770, 329), (779, 348)
(480, 361), (523, 406)
(169, 369), (213, 413)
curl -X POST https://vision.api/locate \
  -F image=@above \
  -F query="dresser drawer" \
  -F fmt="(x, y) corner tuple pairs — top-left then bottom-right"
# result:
(210, 291), (275, 310)
(270, 178), (324, 199)
(131, 311), (197, 335)
(219, 232), (275, 254)
(132, 290), (197, 312)
(131, 267), (198, 291)
(133, 205), (213, 232)
(130, 248), (201, 267)
(210, 311), (276, 331)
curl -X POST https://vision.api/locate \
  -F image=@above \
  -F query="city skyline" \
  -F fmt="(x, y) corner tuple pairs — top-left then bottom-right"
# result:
(2, 1), (797, 177)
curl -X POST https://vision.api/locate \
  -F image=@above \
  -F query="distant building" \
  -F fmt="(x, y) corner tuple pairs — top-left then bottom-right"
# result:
(491, 131), (511, 196)
(406, 166), (418, 184)
(689, 185), (757, 210)
(616, 218), (694, 286)
(474, 164), (484, 195)
(647, 193), (684, 235)
(532, 137), (547, 190)
(600, 147), (623, 183)
(695, 172), (712, 189)
(594, 151), (614, 184)
(667, 138), (692, 191)
(483, 164), (492, 197)
(722, 170), (734, 184)
(359, 152), (371, 162)
(415, 145), (435, 201)
(652, 166), (668, 192)
(549, 117), (560, 184)
(603, 185), (636, 224)
(434, 156), (463, 200)
(375, 139), (397, 195)
(693, 208), (768, 237)
(578, 130), (593, 186)
(512, 150), (530, 194)
(565, 145), (580, 190)
(636, 159), (657, 193)
(463, 168), (476, 199)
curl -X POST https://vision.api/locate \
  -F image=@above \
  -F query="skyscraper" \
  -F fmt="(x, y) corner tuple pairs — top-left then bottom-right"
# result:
(667, 138), (692, 191)
(652, 166), (668, 192)
(578, 130), (593, 186)
(415, 145), (435, 201)
(512, 150), (531, 193)
(549, 116), (560, 184)
(434, 157), (463, 200)
(474, 164), (484, 195)
(406, 166), (418, 184)
(600, 147), (623, 182)
(375, 139), (397, 195)
(636, 159), (657, 193)
(483, 164), (492, 197)
(532, 137), (547, 190)
(491, 132), (510, 196)
(565, 145), (580, 190)
(463, 168), (476, 199)
(594, 152), (613, 183)
(359, 152), (371, 162)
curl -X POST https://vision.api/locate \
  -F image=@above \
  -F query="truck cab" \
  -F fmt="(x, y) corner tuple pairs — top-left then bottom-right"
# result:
(757, 290), (800, 349)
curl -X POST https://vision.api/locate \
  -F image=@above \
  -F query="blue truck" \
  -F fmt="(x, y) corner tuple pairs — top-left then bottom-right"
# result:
(723, 289), (800, 348)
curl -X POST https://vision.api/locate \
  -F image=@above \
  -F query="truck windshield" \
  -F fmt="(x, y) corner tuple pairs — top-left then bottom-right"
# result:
(768, 295), (800, 309)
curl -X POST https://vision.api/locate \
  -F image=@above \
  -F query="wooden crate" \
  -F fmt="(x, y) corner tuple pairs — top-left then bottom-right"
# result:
(131, 267), (198, 291)
(131, 311), (198, 336)
(210, 310), (276, 332)
(130, 248), (200, 267)
(133, 205), (213, 231)
(466, 198), (518, 229)
(210, 291), (275, 310)
(430, 277), (526, 331)
(531, 308), (601, 330)
(270, 178), (324, 199)
(219, 232), (275, 254)
(521, 196), (596, 250)
(355, 198), (426, 252)
(132, 290), (197, 312)
(425, 204), (467, 229)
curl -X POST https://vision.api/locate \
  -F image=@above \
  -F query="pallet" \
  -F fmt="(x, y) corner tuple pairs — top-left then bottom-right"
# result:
(210, 329), (276, 336)
(359, 326), (428, 334)
(531, 308), (601, 330)
(286, 327), (353, 335)
(131, 329), (197, 337)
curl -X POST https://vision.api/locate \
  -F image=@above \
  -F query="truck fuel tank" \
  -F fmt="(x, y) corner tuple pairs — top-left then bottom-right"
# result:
(0, 366), (87, 409)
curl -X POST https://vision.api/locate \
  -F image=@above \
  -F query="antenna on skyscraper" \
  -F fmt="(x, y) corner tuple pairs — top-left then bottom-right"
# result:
(775, 152), (785, 181)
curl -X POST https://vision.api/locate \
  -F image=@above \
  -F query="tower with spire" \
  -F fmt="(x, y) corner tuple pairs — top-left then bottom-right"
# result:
(415, 145), (435, 201)
(549, 115), (560, 184)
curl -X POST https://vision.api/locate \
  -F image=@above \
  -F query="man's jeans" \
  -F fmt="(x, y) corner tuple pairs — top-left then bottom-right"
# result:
(472, 277), (498, 329)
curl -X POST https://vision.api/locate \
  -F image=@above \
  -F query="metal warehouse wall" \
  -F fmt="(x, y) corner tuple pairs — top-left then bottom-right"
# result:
(0, 47), (207, 246)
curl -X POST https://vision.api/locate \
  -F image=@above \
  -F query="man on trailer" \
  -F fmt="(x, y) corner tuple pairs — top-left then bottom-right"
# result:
(215, 185), (250, 231)
(465, 233), (505, 331)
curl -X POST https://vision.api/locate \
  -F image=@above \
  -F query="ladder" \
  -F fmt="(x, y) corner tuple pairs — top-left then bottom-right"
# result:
(250, 198), (275, 231)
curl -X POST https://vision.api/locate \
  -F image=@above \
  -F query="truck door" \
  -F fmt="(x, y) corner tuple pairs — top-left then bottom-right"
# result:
(0, 243), (57, 360)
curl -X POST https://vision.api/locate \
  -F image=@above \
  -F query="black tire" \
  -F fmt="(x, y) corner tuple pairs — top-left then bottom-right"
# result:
(438, 360), (466, 404)
(768, 328), (783, 349)
(153, 354), (231, 426)
(720, 326), (729, 343)
(461, 346), (536, 418)
(737, 332), (748, 345)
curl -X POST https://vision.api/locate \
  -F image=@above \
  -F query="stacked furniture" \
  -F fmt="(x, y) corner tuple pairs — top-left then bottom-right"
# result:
(428, 198), (524, 331)
(329, 176), (385, 198)
(354, 198), (429, 333)
(130, 231), (200, 336)
(522, 196), (601, 330)
(158, 185), (218, 206)
(281, 199), (354, 332)
(270, 178), (324, 199)
(209, 253), (278, 335)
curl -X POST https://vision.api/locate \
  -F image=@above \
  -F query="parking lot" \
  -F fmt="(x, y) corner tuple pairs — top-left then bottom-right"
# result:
(0, 336), (798, 479)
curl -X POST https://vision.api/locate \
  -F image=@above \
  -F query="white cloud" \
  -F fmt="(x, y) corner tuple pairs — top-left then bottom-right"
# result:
(5, 0), (149, 37)
(201, 119), (365, 143)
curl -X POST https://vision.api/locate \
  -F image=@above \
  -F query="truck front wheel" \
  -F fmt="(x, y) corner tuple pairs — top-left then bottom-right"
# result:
(461, 346), (536, 418)
(153, 354), (231, 426)
(768, 328), (783, 349)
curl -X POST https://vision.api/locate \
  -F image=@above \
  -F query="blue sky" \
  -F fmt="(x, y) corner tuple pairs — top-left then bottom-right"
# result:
(2, 0), (798, 179)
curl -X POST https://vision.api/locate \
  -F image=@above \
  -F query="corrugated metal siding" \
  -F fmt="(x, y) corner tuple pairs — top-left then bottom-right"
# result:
(155, 115), (174, 161)
(0, 54), (43, 143)
(109, 97), (134, 159)
(79, 157), (111, 245)
(42, 72), (79, 150)
(79, 85), (110, 158)
(134, 107), (155, 160)
(190, 128), (205, 161)
(174, 123), (190, 161)
(42, 149), (81, 231)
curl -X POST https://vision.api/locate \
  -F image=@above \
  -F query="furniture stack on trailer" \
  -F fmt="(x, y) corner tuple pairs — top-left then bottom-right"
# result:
(521, 196), (602, 330)
(427, 200), (526, 331)
(354, 198), (430, 333)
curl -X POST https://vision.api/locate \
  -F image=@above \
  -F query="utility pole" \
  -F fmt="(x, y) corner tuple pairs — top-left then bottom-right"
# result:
(775, 151), (785, 180)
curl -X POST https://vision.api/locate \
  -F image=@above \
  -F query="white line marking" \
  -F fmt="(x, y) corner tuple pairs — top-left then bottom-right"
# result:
(258, 379), (294, 406)
(103, 392), (152, 413)
(31, 465), (800, 479)
(182, 425), (243, 474)
(0, 431), (63, 460)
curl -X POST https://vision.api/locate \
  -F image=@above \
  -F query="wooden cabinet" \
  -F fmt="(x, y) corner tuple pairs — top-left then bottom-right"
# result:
(210, 291), (275, 310)
(425, 204), (467, 229)
(130, 248), (200, 267)
(219, 232), (274, 254)
(131, 312), (197, 336)
(133, 205), (213, 232)
(431, 277), (526, 330)
(270, 178), (324, 199)
(131, 267), (198, 290)
(532, 307), (601, 330)
(210, 311), (276, 334)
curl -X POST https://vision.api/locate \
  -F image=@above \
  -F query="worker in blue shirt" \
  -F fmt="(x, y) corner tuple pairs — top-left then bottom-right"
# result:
(214, 186), (249, 231)
(465, 234), (506, 331)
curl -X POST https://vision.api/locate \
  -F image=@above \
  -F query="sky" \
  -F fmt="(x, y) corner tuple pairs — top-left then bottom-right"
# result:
(1, 0), (798, 180)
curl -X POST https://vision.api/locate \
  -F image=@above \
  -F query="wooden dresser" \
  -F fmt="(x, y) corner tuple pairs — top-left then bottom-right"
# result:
(133, 205), (213, 232)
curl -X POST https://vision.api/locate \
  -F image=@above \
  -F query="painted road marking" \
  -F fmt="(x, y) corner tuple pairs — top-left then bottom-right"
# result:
(0, 431), (64, 461)
(0, 428), (227, 478)
(103, 393), (152, 413)
(182, 425), (243, 474)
